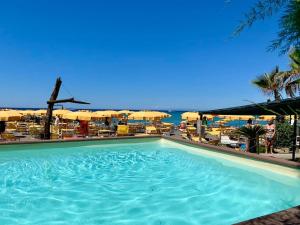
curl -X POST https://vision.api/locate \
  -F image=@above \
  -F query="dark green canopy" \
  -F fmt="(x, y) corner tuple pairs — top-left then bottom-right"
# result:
(199, 97), (300, 161)
(199, 97), (300, 116)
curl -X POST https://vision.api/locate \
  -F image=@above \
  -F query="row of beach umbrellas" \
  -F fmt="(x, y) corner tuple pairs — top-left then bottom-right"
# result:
(0, 109), (171, 122)
(181, 112), (276, 122)
(0, 108), (277, 122)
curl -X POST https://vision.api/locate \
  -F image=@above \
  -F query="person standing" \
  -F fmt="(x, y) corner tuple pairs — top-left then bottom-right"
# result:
(247, 118), (253, 127)
(0, 121), (6, 139)
(265, 119), (276, 154)
(54, 116), (60, 126)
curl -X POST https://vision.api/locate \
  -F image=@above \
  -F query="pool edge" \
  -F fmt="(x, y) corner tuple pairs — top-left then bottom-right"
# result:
(0, 135), (161, 146)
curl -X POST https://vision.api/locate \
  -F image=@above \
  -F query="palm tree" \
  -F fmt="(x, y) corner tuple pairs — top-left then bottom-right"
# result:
(281, 49), (300, 97)
(281, 73), (300, 97)
(252, 66), (283, 101)
(235, 125), (266, 153)
(289, 49), (300, 74)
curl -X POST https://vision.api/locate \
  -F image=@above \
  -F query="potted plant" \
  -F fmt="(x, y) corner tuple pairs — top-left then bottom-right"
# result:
(235, 125), (266, 153)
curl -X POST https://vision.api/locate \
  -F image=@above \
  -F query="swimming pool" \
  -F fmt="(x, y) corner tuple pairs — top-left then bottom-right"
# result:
(0, 138), (299, 225)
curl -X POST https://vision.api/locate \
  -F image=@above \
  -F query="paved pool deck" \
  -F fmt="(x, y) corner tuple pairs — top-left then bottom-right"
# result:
(234, 205), (300, 225)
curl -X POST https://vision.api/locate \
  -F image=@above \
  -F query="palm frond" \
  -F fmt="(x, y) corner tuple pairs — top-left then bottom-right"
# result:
(234, 0), (288, 36)
(235, 125), (266, 139)
(252, 66), (283, 100)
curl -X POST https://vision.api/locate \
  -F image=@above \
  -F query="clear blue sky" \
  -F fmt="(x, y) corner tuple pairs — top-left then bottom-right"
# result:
(0, 0), (290, 110)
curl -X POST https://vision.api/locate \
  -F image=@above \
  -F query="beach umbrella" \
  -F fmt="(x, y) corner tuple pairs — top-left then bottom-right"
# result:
(19, 110), (37, 116)
(258, 115), (276, 121)
(128, 111), (171, 121)
(34, 109), (47, 116)
(62, 111), (105, 121)
(203, 114), (216, 120)
(181, 112), (200, 121)
(0, 110), (23, 121)
(220, 115), (255, 121)
(62, 111), (93, 121)
(94, 110), (122, 118)
(53, 109), (72, 117)
(118, 110), (135, 115)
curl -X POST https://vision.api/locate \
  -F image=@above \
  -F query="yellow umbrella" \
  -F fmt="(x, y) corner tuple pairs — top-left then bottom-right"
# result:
(0, 110), (23, 121)
(128, 111), (171, 121)
(34, 109), (47, 116)
(62, 111), (105, 121)
(203, 114), (216, 120)
(118, 110), (135, 115)
(258, 115), (276, 121)
(220, 115), (255, 120)
(181, 112), (200, 121)
(94, 110), (122, 118)
(53, 109), (72, 117)
(19, 110), (37, 116)
(62, 111), (93, 121)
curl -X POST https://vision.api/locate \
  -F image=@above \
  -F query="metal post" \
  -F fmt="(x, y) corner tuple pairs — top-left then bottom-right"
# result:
(198, 113), (203, 142)
(292, 114), (297, 161)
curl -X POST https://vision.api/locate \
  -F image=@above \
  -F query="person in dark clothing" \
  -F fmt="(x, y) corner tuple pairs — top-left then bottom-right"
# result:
(0, 121), (6, 136)
(247, 118), (253, 126)
(34, 116), (41, 125)
(104, 117), (110, 127)
(202, 116), (208, 126)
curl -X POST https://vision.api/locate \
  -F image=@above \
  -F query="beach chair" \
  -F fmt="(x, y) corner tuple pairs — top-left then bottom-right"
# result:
(191, 136), (200, 142)
(220, 135), (239, 148)
(16, 122), (28, 134)
(187, 126), (197, 135)
(98, 128), (114, 137)
(29, 126), (42, 138)
(117, 125), (130, 136)
(1, 133), (17, 142)
(60, 129), (75, 139)
(145, 126), (157, 134)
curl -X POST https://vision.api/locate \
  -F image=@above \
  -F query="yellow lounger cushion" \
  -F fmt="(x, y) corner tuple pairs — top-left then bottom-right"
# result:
(117, 125), (129, 135)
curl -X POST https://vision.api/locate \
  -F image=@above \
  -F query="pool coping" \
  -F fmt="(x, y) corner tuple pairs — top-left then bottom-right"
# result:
(0, 135), (161, 146)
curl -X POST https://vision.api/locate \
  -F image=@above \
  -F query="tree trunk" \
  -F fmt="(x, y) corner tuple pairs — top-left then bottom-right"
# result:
(43, 78), (62, 139)
(248, 139), (256, 153)
(274, 90), (281, 101)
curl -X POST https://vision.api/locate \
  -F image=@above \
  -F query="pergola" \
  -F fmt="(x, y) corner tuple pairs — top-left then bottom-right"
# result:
(199, 97), (300, 161)
(200, 97), (300, 116)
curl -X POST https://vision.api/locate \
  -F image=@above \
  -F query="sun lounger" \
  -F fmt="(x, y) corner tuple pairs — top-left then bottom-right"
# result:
(98, 129), (114, 137)
(117, 125), (131, 136)
(60, 129), (75, 139)
(187, 126), (197, 134)
(145, 126), (157, 134)
(220, 135), (239, 147)
(1, 133), (17, 141)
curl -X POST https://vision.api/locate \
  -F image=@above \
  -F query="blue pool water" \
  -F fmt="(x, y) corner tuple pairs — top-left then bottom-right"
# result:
(0, 139), (300, 225)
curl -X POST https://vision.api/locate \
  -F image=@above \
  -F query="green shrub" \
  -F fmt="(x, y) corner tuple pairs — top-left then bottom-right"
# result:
(274, 122), (294, 148)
